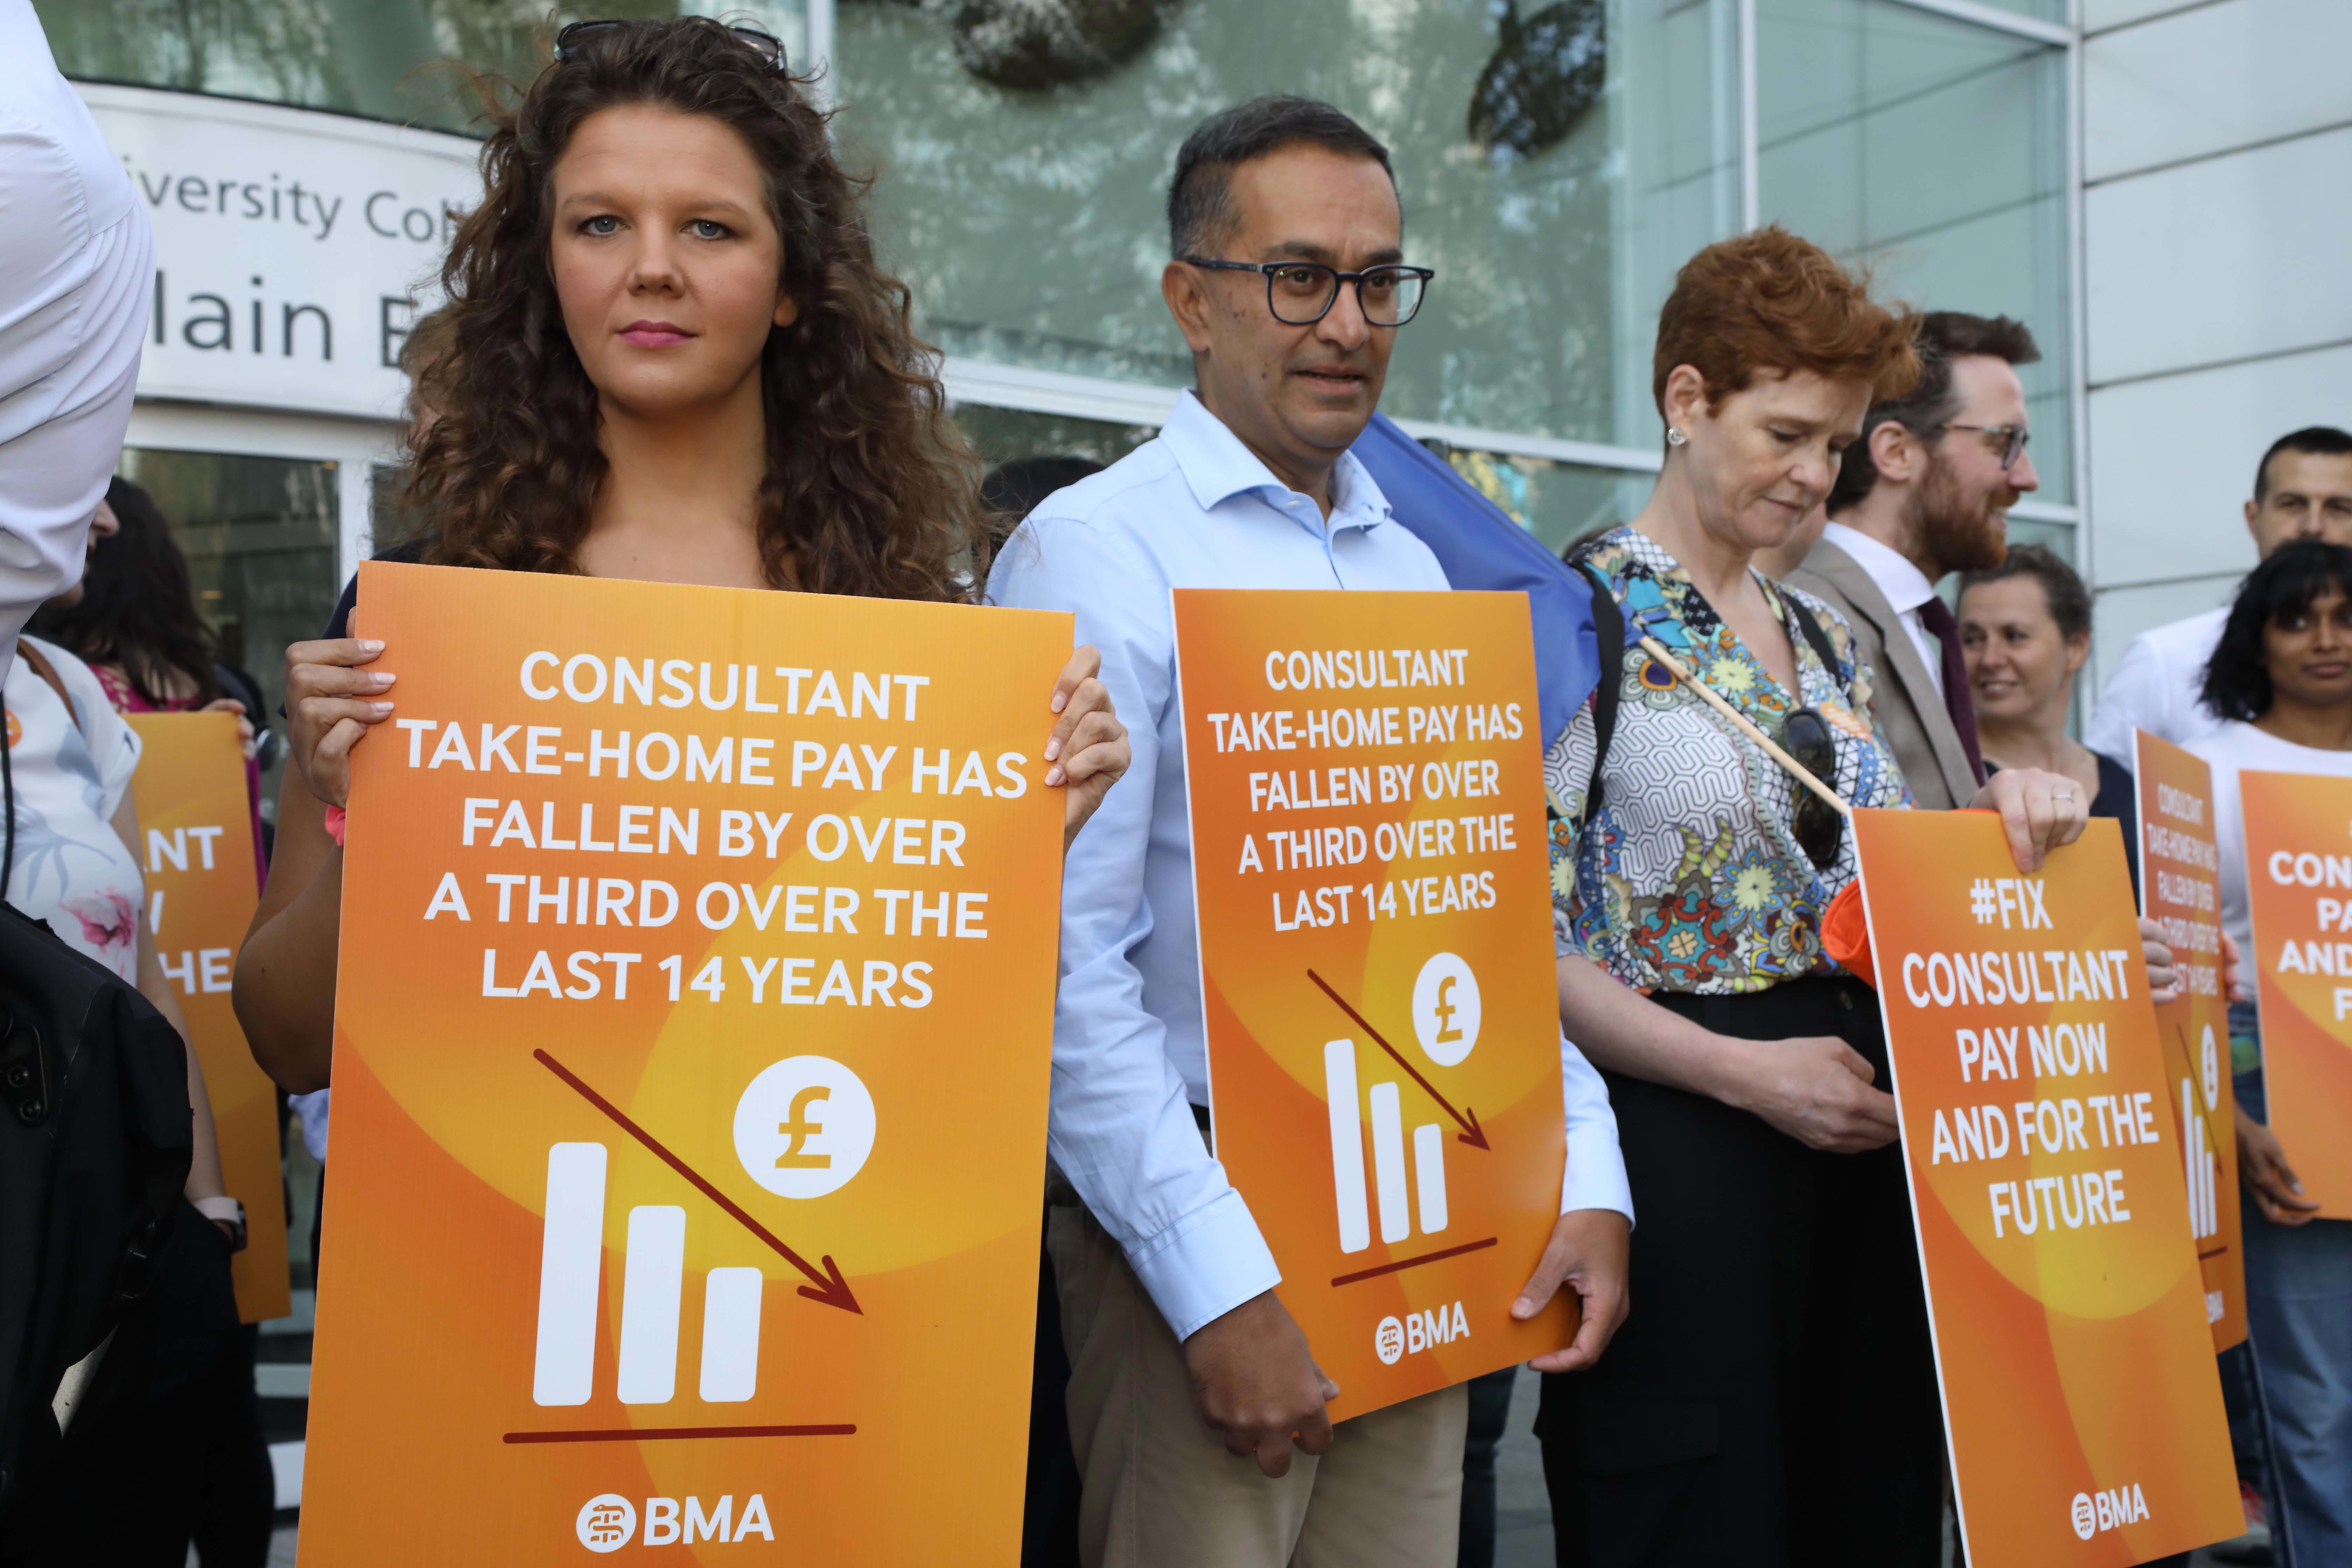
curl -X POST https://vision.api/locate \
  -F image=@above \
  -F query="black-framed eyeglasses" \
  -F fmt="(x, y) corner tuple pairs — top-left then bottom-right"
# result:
(1943, 422), (2030, 471)
(1181, 258), (1434, 327)
(554, 18), (789, 73)
(1780, 707), (1844, 870)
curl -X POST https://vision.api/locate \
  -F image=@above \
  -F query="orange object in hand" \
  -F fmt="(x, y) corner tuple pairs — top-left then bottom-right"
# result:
(1820, 879), (1874, 990)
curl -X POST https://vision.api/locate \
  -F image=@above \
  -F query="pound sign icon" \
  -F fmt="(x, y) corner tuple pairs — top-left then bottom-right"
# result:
(775, 1085), (832, 1169)
(1432, 975), (1463, 1046)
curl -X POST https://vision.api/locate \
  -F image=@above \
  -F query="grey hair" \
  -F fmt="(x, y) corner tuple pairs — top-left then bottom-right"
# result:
(1166, 95), (1394, 258)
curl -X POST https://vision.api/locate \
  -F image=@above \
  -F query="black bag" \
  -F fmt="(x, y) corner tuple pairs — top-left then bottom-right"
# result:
(0, 652), (193, 1528)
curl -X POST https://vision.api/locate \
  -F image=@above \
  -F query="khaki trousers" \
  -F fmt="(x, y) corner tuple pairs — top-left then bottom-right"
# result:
(1047, 1197), (1467, 1568)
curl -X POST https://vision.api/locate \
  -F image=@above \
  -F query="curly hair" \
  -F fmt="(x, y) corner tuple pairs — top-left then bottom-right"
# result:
(1652, 225), (1919, 429)
(410, 18), (984, 601)
(2202, 540), (2352, 723)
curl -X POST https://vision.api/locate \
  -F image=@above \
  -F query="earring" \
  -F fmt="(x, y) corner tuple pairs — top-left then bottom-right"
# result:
(1666, 427), (1687, 447)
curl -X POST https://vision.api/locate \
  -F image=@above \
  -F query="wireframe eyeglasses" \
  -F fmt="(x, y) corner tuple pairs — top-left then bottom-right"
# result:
(1943, 422), (2031, 471)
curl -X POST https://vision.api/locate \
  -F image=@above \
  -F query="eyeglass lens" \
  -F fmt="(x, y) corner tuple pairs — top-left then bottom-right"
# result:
(1267, 265), (1426, 327)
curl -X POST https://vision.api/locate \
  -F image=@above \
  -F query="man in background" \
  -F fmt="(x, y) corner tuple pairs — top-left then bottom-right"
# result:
(2087, 426), (2352, 757)
(988, 96), (1631, 1566)
(1790, 313), (2043, 808)
(0, 0), (153, 684)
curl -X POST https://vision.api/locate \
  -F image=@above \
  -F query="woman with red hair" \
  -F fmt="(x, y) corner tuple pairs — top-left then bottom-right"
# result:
(1536, 229), (2108, 1565)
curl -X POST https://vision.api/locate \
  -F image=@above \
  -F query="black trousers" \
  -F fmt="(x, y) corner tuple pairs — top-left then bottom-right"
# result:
(1538, 975), (1944, 1568)
(1458, 1365), (1519, 1568)
(6, 1206), (274, 1567)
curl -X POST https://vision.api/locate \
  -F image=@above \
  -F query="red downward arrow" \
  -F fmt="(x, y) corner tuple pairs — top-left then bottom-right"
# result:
(1306, 971), (1491, 1151)
(534, 1049), (862, 1314)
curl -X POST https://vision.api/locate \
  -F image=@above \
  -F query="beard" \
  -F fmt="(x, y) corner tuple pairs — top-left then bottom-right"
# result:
(1906, 447), (2011, 575)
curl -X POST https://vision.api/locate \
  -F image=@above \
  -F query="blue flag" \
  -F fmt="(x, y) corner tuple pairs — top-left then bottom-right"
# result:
(1350, 412), (1608, 752)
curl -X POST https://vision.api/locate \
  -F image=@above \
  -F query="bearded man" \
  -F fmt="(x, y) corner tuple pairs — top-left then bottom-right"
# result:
(1790, 312), (2043, 808)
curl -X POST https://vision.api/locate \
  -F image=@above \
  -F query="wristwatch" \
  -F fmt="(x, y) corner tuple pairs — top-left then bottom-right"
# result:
(194, 1195), (248, 1253)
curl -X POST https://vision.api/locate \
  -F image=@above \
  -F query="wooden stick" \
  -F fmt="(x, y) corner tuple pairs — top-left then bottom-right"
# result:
(1634, 634), (1852, 819)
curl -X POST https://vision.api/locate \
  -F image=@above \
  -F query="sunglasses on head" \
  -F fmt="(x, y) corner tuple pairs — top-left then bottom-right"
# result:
(554, 18), (790, 74)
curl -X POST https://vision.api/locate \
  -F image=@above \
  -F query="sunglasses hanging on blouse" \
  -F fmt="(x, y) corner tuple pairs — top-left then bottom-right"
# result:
(1633, 634), (1850, 870)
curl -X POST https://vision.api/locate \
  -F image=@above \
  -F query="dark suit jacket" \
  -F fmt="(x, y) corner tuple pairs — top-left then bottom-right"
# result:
(1787, 538), (1980, 810)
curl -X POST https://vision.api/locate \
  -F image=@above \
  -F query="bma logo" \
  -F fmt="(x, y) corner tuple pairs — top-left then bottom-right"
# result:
(575, 1493), (775, 1551)
(2070, 1484), (2149, 1541)
(1373, 1302), (1472, 1365)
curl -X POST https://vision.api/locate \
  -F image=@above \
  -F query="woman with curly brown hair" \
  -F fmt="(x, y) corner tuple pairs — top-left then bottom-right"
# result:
(233, 17), (1128, 1092)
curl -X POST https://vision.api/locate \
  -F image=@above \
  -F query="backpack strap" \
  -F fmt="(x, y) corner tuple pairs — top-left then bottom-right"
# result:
(1781, 596), (1842, 686)
(1568, 560), (1622, 834)
(15, 641), (80, 735)
(4, 642), (84, 897)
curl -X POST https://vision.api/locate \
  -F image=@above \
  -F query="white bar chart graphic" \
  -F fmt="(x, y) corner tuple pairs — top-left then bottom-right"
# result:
(530, 1142), (763, 1408)
(1324, 1039), (1450, 1256)
(2180, 1079), (2219, 1242)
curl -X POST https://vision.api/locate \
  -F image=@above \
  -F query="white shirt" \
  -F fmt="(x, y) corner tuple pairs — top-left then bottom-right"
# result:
(2185, 721), (2352, 981)
(2085, 607), (2228, 764)
(1821, 521), (1945, 694)
(0, 2), (154, 687)
(986, 392), (1631, 1341)
(3, 637), (145, 982)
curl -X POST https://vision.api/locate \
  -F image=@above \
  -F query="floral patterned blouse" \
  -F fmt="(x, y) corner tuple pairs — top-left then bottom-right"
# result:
(1547, 527), (1911, 995)
(3, 637), (146, 982)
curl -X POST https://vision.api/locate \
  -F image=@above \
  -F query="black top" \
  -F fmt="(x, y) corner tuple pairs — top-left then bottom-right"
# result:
(321, 537), (431, 640)
(1985, 749), (2140, 898)
(2091, 750), (2141, 899)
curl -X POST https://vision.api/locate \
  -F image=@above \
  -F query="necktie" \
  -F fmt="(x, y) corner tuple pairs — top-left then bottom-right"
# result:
(1916, 594), (1986, 787)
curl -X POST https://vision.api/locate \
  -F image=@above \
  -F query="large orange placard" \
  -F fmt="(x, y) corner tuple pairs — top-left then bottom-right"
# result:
(2239, 768), (2352, 1217)
(1174, 589), (1569, 1418)
(301, 563), (1070, 1563)
(2133, 732), (2246, 1349)
(127, 710), (289, 1324)
(1852, 809), (2238, 1565)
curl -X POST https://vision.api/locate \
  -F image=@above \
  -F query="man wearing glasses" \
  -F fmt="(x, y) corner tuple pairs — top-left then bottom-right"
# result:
(987, 96), (1631, 1566)
(1790, 312), (2045, 808)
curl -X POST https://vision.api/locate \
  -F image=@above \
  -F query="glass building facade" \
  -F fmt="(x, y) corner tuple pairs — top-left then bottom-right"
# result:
(38, 0), (2082, 633)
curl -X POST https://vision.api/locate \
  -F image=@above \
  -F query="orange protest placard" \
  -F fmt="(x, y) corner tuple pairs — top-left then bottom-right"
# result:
(2134, 732), (2245, 1349)
(127, 710), (289, 1324)
(1852, 809), (2238, 1566)
(1174, 589), (1568, 1417)
(300, 563), (1070, 1563)
(2239, 768), (2352, 1218)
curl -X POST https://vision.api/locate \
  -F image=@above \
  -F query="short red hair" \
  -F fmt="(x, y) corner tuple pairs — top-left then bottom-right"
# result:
(1652, 226), (1919, 420)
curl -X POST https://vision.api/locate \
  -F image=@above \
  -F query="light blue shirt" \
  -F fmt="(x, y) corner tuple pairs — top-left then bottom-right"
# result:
(987, 391), (1632, 1341)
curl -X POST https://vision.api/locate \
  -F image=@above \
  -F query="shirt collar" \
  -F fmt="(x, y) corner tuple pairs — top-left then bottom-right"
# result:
(1822, 520), (1936, 615)
(1158, 390), (1394, 538)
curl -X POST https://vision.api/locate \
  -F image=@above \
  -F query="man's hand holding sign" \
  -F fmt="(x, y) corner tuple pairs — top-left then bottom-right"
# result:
(1174, 587), (1624, 1429)
(300, 563), (1091, 1565)
(1851, 809), (2239, 1564)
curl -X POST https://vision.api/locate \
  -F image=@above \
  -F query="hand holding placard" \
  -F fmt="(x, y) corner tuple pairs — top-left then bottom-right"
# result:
(303, 564), (1072, 1567)
(1853, 809), (2238, 1565)
(2239, 768), (2352, 1218)
(1174, 588), (1575, 1418)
